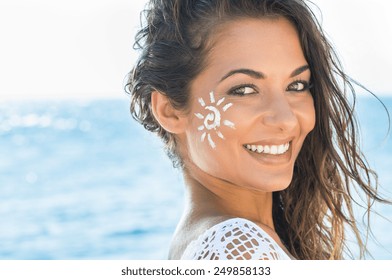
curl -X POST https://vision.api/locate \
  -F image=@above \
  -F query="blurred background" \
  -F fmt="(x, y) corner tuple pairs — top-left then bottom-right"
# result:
(0, 0), (391, 259)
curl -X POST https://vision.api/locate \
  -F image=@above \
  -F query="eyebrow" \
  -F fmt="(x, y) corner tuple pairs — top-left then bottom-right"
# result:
(290, 65), (310, 78)
(219, 65), (310, 82)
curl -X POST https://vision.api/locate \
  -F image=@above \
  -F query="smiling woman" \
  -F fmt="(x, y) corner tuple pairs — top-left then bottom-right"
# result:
(180, 18), (316, 197)
(126, 0), (390, 260)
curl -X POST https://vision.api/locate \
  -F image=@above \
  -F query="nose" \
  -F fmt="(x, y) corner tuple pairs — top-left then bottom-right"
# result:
(262, 94), (297, 132)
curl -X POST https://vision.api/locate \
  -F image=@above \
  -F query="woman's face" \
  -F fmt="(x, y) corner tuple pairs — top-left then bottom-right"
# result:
(181, 17), (316, 192)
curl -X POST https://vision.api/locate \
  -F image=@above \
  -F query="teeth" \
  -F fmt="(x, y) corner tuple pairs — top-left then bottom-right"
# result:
(270, 146), (278, 154)
(244, 142), (290, 155)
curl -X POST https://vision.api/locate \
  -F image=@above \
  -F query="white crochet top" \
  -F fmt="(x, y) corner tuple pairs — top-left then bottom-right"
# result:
(181, 218), (291, 260)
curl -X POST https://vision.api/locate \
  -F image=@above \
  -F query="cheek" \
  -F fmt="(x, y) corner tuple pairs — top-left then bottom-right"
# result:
(293, 96), (316, 134)
(190, 93), (237, 149)
(185, 124), (233, 174)
(185, 98), (242, 172)
(303, 100), (316, 133)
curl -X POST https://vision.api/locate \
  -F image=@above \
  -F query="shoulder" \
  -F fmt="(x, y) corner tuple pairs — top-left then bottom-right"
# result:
(181, 217), (289, 260)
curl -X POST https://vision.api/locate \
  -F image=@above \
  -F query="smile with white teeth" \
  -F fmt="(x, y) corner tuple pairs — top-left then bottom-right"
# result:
(244, 142), (290, 155)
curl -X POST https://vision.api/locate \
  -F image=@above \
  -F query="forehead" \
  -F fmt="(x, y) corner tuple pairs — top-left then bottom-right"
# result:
(204, 17), (307, 78)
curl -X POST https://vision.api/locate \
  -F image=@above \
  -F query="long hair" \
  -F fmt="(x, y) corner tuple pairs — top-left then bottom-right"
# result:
(125, 0), (389, 259)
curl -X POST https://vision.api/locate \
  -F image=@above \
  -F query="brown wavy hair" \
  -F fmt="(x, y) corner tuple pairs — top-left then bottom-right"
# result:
(125, 0), (389, 259)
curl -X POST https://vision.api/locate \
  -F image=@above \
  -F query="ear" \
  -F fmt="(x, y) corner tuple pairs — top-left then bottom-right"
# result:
(151, 91), (187, 134)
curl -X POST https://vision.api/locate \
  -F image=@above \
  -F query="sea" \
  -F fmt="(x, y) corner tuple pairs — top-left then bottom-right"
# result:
(0, 95), (391, 260)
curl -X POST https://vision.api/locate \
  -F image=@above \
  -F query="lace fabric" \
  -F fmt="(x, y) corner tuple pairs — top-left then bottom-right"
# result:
(181, 218), (291, 260)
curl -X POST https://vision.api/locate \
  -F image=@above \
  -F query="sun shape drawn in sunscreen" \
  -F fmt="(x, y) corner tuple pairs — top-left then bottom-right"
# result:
(195, 91), (235, 148)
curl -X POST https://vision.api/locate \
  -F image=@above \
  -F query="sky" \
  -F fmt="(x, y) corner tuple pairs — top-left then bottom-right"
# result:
(0, 0), (391, 100)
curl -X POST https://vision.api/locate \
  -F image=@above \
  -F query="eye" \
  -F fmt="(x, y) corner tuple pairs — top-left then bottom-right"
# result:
(228, 84), (258, 96)
(287, 80), (311, 92)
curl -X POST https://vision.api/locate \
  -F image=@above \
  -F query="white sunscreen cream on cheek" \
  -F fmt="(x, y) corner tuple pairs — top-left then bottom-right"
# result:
(194, 91), (235, 148)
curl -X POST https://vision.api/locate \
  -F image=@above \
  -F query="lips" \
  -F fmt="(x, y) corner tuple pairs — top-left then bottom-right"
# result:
(244, 142), (290, 155)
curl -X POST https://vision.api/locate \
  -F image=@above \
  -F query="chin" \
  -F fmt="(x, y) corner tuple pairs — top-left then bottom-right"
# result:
(245, 175), (293, 193)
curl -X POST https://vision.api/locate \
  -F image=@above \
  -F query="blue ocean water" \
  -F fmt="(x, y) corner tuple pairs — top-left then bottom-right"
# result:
(0, 96), (391, 259)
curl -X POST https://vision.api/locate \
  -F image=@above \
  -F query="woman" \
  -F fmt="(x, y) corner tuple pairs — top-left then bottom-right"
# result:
(126, 0), (388, 260)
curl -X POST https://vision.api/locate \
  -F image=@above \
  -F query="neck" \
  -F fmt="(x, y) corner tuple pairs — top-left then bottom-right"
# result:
(183, 162), (275, 230)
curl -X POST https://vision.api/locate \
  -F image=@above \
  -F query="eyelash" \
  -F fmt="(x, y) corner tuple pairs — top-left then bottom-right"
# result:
(227, 83), (258, 96)
(287, 80), (312, 92)
(227, 80), (312, 96)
